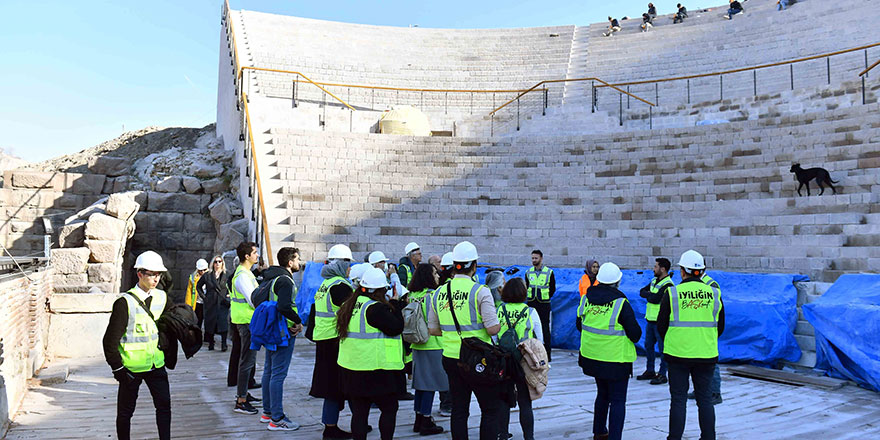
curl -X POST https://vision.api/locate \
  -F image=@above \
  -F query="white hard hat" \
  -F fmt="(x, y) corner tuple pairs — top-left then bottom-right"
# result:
(452, 241), (479, 263)
(368, 251), (389, 265)
(678, 250), (706, 270)
(440, 252), (453, 267)
(404, 242), (420, 255)
(196, 259), (209, 271)
(327, 244), (353, 261)
(596, 262), (623, 284)
(349, 263), (370, 281)
(134, 251), (168, 272)
(360, 267), (390, 289)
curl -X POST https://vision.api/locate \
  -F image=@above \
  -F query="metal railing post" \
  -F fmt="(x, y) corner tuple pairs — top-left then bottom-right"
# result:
(627, 86), (630, 109)
(720, 74), (723, 101)
(790, 64), (794, 90)
(516, 97), (520, 131)
(753, 70), (757, 96)
(542, 85), (547, 116)
(591, 81), (596, 113)
(445, 92), (448, 115)
(826, 57), (831, 84)
(371, 88), (375, 110)
(687, 79), (691, 104)
(292, 76), (298, 108)
(491, 114), (495, 136)
(655, 82), (659, 106)
(863, 76), (867, 105)
(618, 93), (623, 126)
(649, 106), (653, 130)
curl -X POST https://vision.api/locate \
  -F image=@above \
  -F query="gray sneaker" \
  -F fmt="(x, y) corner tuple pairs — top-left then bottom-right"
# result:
(268, 417), (301, 431)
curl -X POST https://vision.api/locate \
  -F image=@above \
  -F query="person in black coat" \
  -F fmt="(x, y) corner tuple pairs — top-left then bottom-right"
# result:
(196, 256), (231, 351)
(576, 263), (641, 440)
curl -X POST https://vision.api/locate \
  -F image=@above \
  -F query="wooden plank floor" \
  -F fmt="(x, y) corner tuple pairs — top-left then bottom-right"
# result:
(8, 341), (880, 439)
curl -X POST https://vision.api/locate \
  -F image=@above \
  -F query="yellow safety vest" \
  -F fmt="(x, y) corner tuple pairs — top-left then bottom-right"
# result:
(230, 266), (256, 324)
(400, 264), (414, 287)
(431, 277), (491, 359)
(185, 271), (201, 310)
(118, 287), (166, 373)
(525, 266), (553, 302)
(498, 302), (535, 342)
(663, 282), (722, 359)
(701, 273), (719, 290)
(313, 276), (351, 341)
(408, 289), (442, 351)
(577, 296), (636, 363)
(337, 296), (404, 371)
(646, 276), (674, 321)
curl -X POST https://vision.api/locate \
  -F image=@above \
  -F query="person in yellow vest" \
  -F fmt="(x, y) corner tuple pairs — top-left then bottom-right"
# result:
(577, 262), (641, 440)
(637, 257), (674, 385)
(427, 241), (503, 440)
(336, 267), (405, 440)
(102, 250), (174, 440)
(308, 244), (356, 440)
(498, 278), (543, 440)
(185, 258), (208, 329)
(524, 249), (556, 362)
(397, 241), (422, 287)
(230, 241), (262, 415)
(658, 250), (725, 440)
(406, 263), (446, 436)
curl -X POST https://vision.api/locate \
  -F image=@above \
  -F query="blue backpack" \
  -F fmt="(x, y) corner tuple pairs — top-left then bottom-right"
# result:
(249, 276), (291, 351)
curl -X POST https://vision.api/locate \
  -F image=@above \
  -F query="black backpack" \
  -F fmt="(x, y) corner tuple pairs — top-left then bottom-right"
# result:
(446, 283), (511, 386)
(498, 303), (526, 364)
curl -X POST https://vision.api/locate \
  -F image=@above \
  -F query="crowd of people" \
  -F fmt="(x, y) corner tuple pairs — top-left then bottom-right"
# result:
(604, 0), (797, 36)
(103, 238), (725, 440)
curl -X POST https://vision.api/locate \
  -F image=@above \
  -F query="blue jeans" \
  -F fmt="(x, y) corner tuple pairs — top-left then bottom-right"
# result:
(727, 8), (742, 18)
(777, 0), (790, 10)
(261, 337), (295, 421)
(668, 361), (715, 440)
(645, 321), (667, 376)
(413, 390), (434, 416)
(593, 378), (628, 440)
(322, 398), (342, 425)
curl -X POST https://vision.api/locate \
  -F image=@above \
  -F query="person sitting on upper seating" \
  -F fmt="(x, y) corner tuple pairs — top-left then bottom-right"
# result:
(777, 0), (795, 11)
(603, 17), (621, 37)
(641, 13), (654, 32)
(673, 3), (688, 23)
(725, 0), (744, 19)
(647, 3), (657, 20)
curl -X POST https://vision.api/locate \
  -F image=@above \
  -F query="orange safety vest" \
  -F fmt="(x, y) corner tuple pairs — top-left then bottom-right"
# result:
(578, 275), (598, 297)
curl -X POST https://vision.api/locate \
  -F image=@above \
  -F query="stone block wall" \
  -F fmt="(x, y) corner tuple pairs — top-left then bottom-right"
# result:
(0, 262), (52, 435)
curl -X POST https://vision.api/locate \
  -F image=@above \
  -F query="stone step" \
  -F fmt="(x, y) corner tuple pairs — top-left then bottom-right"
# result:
(795, 334), (816, 352)
(795, 320), (815, 337)
(791, 350), (817, 369)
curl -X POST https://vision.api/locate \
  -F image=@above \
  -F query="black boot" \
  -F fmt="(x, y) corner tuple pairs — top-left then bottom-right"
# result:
(413, 414), (423, 433)
(322, 425), (353, 439)
(419, 415), (444, 436)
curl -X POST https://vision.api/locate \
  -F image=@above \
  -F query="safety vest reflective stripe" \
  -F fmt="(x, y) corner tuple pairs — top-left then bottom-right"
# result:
(314, 278), (347, 318)
(498, 302), (534, 341)
(338, 297), (404, 371)
(119, 288), (166, 373)
(670, 285), (721, 328)
(313, 276), (351, 341)
(646, 276), (673, 321)
(526, 267), (552, 302)
(230, 266), (256, 324)
(438, 283), (483, 333)
(580, 299), (626, 336)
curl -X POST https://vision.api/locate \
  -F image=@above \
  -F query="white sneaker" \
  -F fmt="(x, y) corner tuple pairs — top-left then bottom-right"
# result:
(268, 417), (300, 431)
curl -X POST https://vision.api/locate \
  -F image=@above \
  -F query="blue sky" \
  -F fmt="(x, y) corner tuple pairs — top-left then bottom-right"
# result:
(1, 0), (700, 162)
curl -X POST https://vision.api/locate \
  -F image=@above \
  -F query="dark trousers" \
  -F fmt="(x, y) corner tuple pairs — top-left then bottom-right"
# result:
(116, 367), (171, 440)
(349, 394), (398, 440)
(527, 301), (552, 362)
(227, 323), (257, 388)
(442, 356), (506, 440)
(501, 377), (534, 440)
(593, 377), (628, 440)
(234, 323), (258, 398)
(195, 303), (204, 332)
(645, 320), (667, 376)
(439, 390), (452, 411)
(205, 331), (227, 349)
(668, 361), (715, 440)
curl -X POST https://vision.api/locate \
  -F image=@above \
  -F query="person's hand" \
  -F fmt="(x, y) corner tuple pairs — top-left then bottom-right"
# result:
(113, 368), (135, 384)
(289, 323), (303, 336)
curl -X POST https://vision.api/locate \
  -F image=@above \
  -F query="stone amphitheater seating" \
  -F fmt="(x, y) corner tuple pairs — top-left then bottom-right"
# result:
(253, 102), (880, 283)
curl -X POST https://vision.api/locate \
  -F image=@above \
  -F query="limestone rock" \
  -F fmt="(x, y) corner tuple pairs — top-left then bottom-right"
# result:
(66, 173), (107, 195)
(209, 197), (234, 225)
(53, 248), (91, 274)
(59, 220), (87, 248)
(201, 177), (229, 194)
(84, 213), (127, 241)
(219, 218), (249, 238)
(85, 239), (122, 263)
(181, 176), (202, 194)
(105, 193), (140, 221)
(136, 211), (184, 231)
(87, 263), (117, 283)
(88, 156), (129, 177)
(192, 162), (224, 178)
(50, 292), (117, 313)
(214, 227), (244, 255)
(52, 273), (88, 288)
(111, 176), (132, 193)
(155, 176), (182, 193)
(11, 171), (57, 189)
(147, 192), (201, 213)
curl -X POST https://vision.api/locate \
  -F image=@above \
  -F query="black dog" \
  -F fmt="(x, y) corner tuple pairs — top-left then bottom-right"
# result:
(790, 163), (838, 196)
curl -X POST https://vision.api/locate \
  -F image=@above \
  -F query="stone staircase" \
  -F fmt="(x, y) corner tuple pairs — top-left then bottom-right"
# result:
(562, 26), (590, 106)
(792, 281), (832, 368)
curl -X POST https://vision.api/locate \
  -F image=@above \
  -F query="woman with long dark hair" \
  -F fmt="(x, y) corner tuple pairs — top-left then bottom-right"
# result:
(196, 255), (230, 351)
(336, 267), (405, 440)
(406, 263), (446, 435)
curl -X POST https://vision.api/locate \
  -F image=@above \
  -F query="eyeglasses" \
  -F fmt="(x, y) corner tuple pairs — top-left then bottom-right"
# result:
(213, 260), (223, 264)
(140, 271), (162, 278)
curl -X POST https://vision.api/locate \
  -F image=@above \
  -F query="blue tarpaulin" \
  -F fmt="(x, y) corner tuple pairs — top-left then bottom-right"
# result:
(802, 274), (880, 391)
(297, 262), (805, 365)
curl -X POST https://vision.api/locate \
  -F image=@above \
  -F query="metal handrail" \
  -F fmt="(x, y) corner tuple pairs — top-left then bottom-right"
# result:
(490, 77), (655, 116)
(240, 91), (274, 265)
(240, 67), (356, 111)
(860, 58), (880, 77)
(598, 41), (880, 88)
